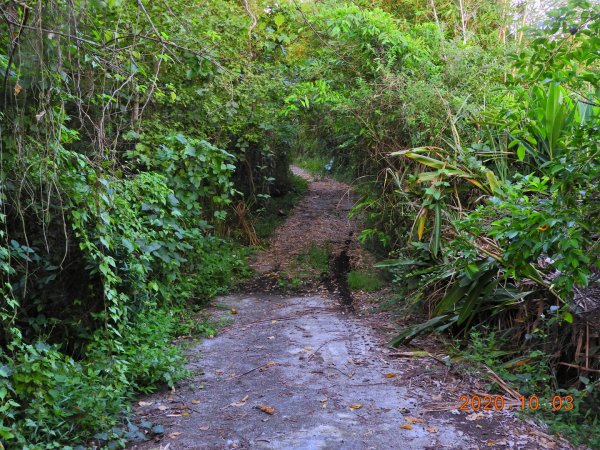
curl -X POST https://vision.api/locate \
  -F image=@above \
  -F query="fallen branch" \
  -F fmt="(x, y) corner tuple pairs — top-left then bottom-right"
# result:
(485, 366), (521, 400)
(558, 362), (600, 373)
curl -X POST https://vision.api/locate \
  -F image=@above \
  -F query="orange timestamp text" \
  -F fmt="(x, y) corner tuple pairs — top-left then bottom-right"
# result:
(459, 394), (575, 412)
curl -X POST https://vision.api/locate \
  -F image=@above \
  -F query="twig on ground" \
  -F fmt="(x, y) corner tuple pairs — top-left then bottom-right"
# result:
(231, 362), (273, 379)
(307, 341), (329, 362)
(485, 366), (521, 400)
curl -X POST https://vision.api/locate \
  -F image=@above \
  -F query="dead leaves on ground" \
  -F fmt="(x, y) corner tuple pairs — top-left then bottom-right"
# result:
(256, 405), (275, 415)
(230, 394), (249, 407)
(404, 416), (425, 424)
(259, 361), (277, 372)
(466, 411), (486, 421)
(400, 416), (438, 434)
(230, 396), (276, 416)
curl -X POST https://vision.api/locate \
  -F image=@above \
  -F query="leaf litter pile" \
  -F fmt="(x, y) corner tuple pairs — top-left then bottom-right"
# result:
(129, 169), (572, 449)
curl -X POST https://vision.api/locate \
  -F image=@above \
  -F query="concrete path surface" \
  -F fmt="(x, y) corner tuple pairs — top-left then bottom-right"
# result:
(130, 293), (565, 449)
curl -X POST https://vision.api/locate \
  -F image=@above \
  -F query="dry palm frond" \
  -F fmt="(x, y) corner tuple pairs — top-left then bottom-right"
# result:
(232, 201), (260, 246)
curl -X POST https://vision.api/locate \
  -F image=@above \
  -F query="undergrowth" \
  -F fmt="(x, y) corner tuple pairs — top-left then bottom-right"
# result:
(254, 174), (309, 240)
(1, 0), (292, 446)
(299, 243), (331, 274)
(0, 245), (248, 448)
(293, 154), (354, 183)
(462, 329), (600, 448)
(274, 243), (333, 291)
(347, 270), (384, 292)
(0, 308), (186, 447)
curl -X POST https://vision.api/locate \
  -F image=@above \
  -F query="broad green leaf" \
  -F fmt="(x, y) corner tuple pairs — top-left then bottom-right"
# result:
(430, 204), (441, 257)
(563, 312), (574, 324)
(274, 14), (286, 27)
(389, 314), (453, 347)
(517, 144), (526, 161)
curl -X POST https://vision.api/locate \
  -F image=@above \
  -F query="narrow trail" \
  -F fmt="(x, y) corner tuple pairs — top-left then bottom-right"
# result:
(130, 168), (571, 450)
(252, 166), (363, 277)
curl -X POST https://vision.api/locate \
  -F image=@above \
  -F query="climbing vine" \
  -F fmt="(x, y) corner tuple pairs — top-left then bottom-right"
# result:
(0, 0), (598, 447)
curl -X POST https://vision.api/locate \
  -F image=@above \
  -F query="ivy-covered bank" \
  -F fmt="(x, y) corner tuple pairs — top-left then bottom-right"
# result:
(0, 0), (293, 446)
(1, 0), (599, 447)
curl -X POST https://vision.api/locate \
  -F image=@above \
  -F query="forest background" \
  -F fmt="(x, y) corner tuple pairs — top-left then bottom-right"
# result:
(0, 0), (598, 448)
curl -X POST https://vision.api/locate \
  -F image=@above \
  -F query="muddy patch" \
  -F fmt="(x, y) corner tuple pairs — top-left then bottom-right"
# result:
(323, 234), (354, 310)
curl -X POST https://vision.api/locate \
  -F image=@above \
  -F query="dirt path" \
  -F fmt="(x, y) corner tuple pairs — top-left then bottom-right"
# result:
(252, 166), (364, 277)
(130, 168), (572, 450)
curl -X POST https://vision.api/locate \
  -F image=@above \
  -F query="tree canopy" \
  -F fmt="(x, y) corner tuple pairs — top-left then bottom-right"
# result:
(0, 0), (598, 447)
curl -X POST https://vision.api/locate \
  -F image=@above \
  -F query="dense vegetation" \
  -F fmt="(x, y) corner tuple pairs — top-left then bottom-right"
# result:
(1, 0), (598, 447)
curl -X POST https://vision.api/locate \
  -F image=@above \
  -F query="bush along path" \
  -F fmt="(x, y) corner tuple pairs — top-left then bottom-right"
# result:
(129, 169), (573, 450)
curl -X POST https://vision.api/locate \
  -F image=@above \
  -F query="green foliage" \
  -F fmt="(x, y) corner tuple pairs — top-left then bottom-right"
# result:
(0, 308), (187, 447)
(293, 154), (332, 179)
(347, 270), (384, 292)
(129, 133), (238, 221)
(276, 272), (304, 291)
(174, 311), (231, 339)
(253, 174), (309, 240)
(305, 244), (331, 274)
(0, 0), (291, 446)
(272, 243), (333, 291)
(460, 174), (592, 296)
(284, 1), (507, 248)
(279, 0), (598, 443)
(383, 0), (598, 345)
(464, 330), (554, 394)
(463, 329), (600, 448)
(0, 0), (598, 446)
(293, 154), (353, 183)
(290, 243), (331, 274)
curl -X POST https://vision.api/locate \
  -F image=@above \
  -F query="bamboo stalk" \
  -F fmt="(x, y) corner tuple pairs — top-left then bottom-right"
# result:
(430, 0), (441, 32)
(458, 0), (468, 44)
(586, 324), (590, 370)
